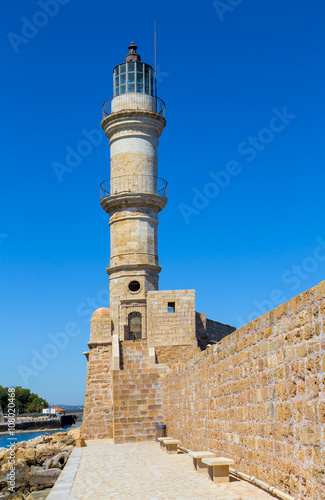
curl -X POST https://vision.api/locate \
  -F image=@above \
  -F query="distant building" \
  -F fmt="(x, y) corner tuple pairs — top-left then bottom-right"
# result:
(42, 406), (66, 415)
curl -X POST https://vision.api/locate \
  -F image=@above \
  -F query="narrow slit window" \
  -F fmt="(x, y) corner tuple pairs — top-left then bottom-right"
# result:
(168, 302), (175, 313)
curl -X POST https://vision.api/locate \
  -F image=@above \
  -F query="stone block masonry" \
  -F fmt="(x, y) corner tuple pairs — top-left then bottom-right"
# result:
(147, 290), (197, 347)
(160, 281), (325, 500)
(113, 341), (165, 443)
(82, 344), (113, 440)
(196, 312), (236, 349)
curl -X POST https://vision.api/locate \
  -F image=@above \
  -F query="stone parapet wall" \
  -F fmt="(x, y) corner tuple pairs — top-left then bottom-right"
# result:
(82, 344), (113, 440)
(195, 312), (235, 348)
(155, 345), (200, 370)
(161, 281), (325, 500)
(206, 317), (236, 343)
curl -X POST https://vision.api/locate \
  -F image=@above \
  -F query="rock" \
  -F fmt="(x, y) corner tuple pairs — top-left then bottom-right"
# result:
(64, 436), (75, 446)
(15, 448), (36, 466)
(67, 428), (81, 441)
(28, 466), (45, 474)
(27, 467), (61, 490)
(0, 492), (25, 499)
(25, 489), (52, 499)
(75, 438), (87, 447)
(25, 436), (45, 449)
(51, 433), (74, 446)
(35, 444), (48, 450)
(51, 452), (68, 469)
(35, 444), (66, 465)
(42, 458), (52, 470)
(0, 429), (77, 496)
(50, 432), (66, 443)
(0, 458), (31, 490)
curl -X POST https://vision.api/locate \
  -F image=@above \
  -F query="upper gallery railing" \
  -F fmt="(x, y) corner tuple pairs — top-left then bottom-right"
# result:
(100, 175), (168, 201)
(102, 94), (165, 118)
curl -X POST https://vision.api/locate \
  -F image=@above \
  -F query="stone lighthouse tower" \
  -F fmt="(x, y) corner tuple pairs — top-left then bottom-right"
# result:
(100, 42), (167, 340)
(82, 43), (235, 443)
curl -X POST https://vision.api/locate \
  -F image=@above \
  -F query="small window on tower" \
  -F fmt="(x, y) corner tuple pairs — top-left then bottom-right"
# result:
(129, 281), (141, 292)
(168, 302), (175, 314)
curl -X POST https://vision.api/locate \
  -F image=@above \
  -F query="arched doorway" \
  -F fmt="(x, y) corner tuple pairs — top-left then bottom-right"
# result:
(127, 312), (142, 341)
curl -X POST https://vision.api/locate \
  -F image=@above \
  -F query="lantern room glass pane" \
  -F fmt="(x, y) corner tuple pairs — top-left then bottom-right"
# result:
(113, 62), (154, 96)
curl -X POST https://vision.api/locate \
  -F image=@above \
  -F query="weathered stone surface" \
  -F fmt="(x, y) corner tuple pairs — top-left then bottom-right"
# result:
(27, 467), (61, 490)
(35, 444), (66, 466)
(160, 280), (325, 500)
(50, 451), (68, 469)
(0, 427), (79, 496)
(75, 438), (86, 447)
(112, 342), (165, 443)
(15, 448), (36, 466)
(0, 492), (25, 499)
(25, 488), (52, 500)
(82, 344), (113, 440)
(25, 436), (45, 449)
(0, 458), (30, 490)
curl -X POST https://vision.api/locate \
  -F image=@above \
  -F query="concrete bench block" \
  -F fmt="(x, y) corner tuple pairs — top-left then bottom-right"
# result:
(164, 439), (180, 454)
(188, 451), (216, 473)
(158, 437), (173, 449)
(202, 457), (235, 483)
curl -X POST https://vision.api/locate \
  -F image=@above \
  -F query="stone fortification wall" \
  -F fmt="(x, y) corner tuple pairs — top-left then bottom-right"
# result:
(82, 344), (113, 440)
(195, 312), (235, 348)
(161, 281), (325, 500)
(155, 345), (200, 370)
(147, 290), (196, 347)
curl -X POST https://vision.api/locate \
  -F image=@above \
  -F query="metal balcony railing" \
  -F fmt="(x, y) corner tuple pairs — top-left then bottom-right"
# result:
(100, 175), (168, 201)
(102, 95), (165, 118)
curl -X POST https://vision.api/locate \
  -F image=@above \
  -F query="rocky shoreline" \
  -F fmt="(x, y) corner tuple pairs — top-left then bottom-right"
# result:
(0, 428), (82, 499)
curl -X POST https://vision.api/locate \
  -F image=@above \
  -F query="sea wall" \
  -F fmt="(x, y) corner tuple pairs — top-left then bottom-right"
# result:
(160, 281), (325, 500)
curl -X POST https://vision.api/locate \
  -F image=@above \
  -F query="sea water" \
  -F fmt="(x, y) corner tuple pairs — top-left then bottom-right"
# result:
(0, 423), (81, 448)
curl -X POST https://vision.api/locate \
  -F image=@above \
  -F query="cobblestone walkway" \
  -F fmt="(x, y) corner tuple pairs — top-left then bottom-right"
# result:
(48, 440), (277, 500)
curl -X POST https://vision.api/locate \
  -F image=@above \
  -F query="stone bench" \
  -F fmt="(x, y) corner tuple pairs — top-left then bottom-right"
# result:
(158, 437), (173, 450)
(202, 457), (235, 483)
(163, 439), (180, 454)
(188, 451), (216, 473)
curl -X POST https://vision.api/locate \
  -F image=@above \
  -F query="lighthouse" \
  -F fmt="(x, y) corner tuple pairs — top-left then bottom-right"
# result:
(81, 43), (235, 442)
(100, 42), (167, 341)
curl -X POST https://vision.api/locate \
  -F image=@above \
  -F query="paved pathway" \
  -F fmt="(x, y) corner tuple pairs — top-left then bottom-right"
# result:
(47, 440), (277, 500)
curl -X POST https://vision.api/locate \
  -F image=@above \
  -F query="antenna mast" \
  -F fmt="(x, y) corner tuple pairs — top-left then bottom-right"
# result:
(154, 20), (157, 98)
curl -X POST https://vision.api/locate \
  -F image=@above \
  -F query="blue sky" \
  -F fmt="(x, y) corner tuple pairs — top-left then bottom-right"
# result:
(1, 0), (325, 405)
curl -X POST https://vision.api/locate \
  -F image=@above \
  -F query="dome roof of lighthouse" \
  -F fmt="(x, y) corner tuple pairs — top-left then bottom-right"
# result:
(91, 308), (110, 319)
